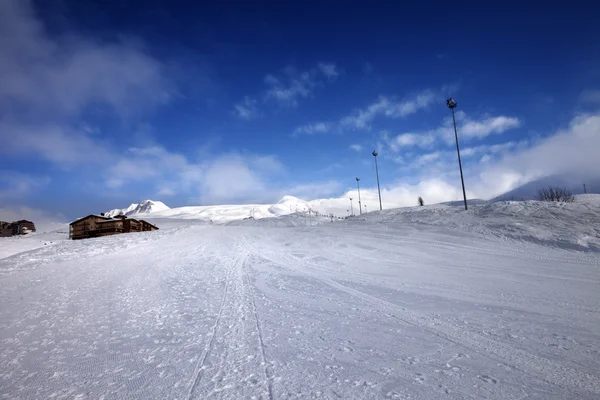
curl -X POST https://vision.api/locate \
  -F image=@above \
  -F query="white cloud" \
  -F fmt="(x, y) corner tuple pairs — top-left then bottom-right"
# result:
(264, 72), (314, 105)
(390, 133), (436, 150)
(0, 0), (170, 169)
(474, 113), (600, 194)
(0, 1), (169, 118)
(384, 112), (521, 152)
(233, 96), (258, 119)
(292, 122), (332, 136)
(340, 90), (437, 131)
(350, 144), (363, 152)
(317, 63), (340, 80)
(261, 63), (340, 107)
(0, 122), (111, 167)
(415, 152), (441, 166)
(103, 144), (288, 205)
(460, 140), (527, 158)
(460, 115), (521, 139)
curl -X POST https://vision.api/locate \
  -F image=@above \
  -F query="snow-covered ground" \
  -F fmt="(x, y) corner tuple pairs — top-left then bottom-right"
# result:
(0, 223), (69, 260)
(1, 198), (599, 399)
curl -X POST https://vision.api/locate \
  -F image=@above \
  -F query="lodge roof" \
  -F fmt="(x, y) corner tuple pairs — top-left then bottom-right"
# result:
(69, 214), (112, 225)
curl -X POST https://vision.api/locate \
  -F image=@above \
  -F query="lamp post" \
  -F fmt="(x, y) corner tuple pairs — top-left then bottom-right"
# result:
(349, 198), (354, 216)
(356, 177), (362, 215)
(364, 204), (367, 213)
(347, 209), (349, 217)
(372, 150), (383, 211)
(446, 98), (468, 211)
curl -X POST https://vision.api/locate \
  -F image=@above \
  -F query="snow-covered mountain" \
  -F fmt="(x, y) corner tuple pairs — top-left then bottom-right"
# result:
(105, 200), (170, 218)
(144, 195), (313, 224)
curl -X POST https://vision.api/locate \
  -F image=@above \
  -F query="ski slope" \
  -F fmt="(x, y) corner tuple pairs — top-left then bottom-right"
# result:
(1, 199), (599, 399)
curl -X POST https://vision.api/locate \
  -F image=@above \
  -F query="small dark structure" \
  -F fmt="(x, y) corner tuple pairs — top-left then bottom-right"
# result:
(69, 214), (158, 240)
(0, 221), (12, 237)
(0, 220), (36, 237)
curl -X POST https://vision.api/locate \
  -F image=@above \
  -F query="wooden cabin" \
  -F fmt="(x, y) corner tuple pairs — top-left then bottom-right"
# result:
(0, 221), (12, 237)
(0, 220), (36, 237)
(12, 220), (36, 234)
(69, 214), (158, 240)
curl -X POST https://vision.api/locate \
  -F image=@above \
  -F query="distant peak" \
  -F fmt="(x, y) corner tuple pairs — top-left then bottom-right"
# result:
(104, 200), (170, 217)
(277, 195), (303, 204)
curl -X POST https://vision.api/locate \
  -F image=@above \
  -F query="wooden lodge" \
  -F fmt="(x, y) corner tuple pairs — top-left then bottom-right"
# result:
(0, 220), (36, 237)
(69, 214), (158, 240)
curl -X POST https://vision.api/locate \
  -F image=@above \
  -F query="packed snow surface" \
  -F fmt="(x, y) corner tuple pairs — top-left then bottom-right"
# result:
(1, 197), (599, 399)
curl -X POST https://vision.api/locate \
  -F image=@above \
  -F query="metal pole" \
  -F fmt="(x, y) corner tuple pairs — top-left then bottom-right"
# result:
(349, 198), (354, 216)
(584, 184), (587, 194)
(451, 107), (468, 211)
(373, 151), (383, 211)
(356, 178), (362, 215)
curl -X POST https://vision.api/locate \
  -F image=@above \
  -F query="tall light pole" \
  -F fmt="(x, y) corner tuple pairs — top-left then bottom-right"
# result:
(446, 98), (468, 211)
(372, 150), (383, 211)
(364, 204), (367, 213)
(356, 177), (362, 215)
(349, 198), (354, 216)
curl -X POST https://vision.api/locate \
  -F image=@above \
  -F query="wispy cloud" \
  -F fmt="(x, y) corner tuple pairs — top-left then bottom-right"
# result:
(349, 144), (363, 152)
(340, 90), (437, 131)
(233, 96), (258, 119)
(264, 71), (315, 105)
(383, 112), (521, 153)
(0, 0), (170, 169)
(0, 171), (50, 200)
(0, 1), (170, 119)
(579, 89), (600, 104)
(292, 122), (332, 136)
(459, 114), (521, 140)
(236, 62), (341, 110)
(390, 133), (436, 150)
(317, 62), (340, 80)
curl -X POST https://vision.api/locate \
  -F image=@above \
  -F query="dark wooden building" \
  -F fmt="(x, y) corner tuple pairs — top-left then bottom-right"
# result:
(69, 214), (158, 240)
(0, 220), (36, 237)
(12, 220), (36, 235)
(0, 221), (12, 237)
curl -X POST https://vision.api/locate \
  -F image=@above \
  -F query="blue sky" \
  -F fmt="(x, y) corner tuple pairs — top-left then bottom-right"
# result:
(1, 0), (600, 220)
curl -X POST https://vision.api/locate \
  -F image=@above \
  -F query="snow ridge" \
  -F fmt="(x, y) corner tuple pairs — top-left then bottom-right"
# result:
(105, 200), (170, 217)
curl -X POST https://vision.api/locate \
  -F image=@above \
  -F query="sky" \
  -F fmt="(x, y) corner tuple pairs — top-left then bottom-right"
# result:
(1, 0), (600, 221)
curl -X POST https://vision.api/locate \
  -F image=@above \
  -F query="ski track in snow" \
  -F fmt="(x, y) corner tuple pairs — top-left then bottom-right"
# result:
(0, 216), (599, 399)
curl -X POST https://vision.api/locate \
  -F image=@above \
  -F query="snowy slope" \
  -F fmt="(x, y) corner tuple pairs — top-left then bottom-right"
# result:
(105, 200), (170, 217)
(1, 196), (599, 399)
(1, 199), (599, 399)
(351, 194), (600, 251)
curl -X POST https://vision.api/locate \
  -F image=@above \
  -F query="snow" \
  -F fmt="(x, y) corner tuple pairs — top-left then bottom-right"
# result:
(144, 196), (313, 224)
(0, 223), (69, 259)
(105, 200), (170, 218)
(1, 198), (599, 399)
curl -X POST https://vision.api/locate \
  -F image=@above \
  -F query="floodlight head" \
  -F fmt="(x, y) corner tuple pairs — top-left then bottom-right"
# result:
(446, 98), (457, 109)
(372, 150), (378, 157)
(356, 177), (360, 182)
